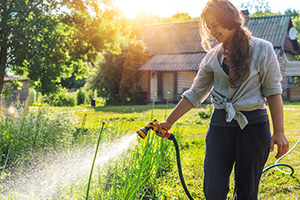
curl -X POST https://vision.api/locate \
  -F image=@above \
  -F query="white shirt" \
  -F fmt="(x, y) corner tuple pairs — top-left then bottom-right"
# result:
(183, 37), (282, 129)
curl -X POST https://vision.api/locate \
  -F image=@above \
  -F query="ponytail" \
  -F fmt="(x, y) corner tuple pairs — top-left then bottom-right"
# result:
(228, 27), (252, 88)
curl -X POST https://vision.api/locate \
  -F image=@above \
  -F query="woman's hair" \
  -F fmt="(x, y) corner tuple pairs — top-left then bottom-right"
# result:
(199, 0), (252, 88)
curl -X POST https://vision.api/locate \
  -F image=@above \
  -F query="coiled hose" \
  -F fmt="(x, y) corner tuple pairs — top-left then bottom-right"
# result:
(263, 140), (300, 175)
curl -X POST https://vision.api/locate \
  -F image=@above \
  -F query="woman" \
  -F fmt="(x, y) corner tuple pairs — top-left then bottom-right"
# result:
(157, 0), (289, 199)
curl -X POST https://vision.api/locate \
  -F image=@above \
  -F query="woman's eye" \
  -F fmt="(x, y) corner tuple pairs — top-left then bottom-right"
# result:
(213, 24), (219, 29)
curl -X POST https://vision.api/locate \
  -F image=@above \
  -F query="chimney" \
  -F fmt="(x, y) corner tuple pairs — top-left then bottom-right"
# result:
(241, 10), (250, 24)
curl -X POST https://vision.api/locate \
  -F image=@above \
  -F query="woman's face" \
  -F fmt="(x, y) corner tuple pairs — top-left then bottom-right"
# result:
(205, 13), (236, 44)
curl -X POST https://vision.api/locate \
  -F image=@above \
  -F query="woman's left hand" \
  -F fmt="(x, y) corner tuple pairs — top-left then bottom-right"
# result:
(270, 132), (289, 159)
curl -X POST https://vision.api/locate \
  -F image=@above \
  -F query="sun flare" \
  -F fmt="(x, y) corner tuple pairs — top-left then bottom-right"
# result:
(113, 0), (196, 19)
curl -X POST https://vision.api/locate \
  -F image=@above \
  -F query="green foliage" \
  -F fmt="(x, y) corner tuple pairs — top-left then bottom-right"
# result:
(87, 38), (149, 105)
(61, 74), (85, 90)
(0, 79), (23, 98)
(240, 0), (273, 16)
(1, 0), (122, 95)
(1, 85), (12, 99)
(10, 79), (23, 91)
(169, 12), (193, 22)
(198, 104), (213, 119)
(47, 88), (76, 107)
(76, 89), (86, 105)
(128, 12), (200, 29)
(294, 77), (300, 87)
(0, 106), (77, 171)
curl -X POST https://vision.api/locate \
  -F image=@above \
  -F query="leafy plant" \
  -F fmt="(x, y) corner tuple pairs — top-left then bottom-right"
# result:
(198, 104), (213, 119)
(47, 88), (76, 107)
(0, 105), (77, 173)
(76, 89), (86, 105)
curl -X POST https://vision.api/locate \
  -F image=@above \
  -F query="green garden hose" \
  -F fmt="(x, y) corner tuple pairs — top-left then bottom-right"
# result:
(263, 140), (300, 175)
(171, 136), (194, 200)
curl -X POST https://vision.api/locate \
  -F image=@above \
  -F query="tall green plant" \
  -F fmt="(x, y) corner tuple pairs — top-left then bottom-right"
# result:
(0, 106), (76, 171)
(77, 89), (86, 105)
(86, 121), (105, 200)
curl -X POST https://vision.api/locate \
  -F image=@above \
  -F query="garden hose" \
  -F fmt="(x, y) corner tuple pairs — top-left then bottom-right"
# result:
(137, 119), (194, 200)
(263, 140), (300, 175)
(172, 134), (194, 200)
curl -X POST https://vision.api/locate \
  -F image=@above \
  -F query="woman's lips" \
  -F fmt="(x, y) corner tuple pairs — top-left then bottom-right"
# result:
(214, 33), (221, 41)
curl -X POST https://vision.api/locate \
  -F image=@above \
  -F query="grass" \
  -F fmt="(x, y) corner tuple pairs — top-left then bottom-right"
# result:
(0, 102), (300, 199)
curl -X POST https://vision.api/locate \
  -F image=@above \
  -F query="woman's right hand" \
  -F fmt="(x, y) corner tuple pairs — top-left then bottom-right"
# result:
(156, 120), (173, 138)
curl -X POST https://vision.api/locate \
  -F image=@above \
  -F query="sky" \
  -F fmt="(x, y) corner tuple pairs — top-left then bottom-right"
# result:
(113, 0), (300, 19)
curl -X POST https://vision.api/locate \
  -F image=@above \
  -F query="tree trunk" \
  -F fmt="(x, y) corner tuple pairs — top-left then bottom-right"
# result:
(0, 46), (7, 95)
(0, 1), (8, 96)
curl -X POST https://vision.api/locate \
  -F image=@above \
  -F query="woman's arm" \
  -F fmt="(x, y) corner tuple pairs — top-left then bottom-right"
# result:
(156, 97), (193, 138)
(266, 94), (289, 159)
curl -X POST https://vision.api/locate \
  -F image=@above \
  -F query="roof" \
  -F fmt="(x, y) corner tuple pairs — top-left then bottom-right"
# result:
(4, 75), (29, 82)
(285, 61), (300, 76)
(246, 15), (291, 48)
(138, 21), (203, 55)
(139, 53), (206, 71)
(139, 15), (299, 71)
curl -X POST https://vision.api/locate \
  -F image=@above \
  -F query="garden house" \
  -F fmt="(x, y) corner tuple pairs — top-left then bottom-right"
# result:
(0, 75), (29, 105)
(138, 13), (300, 103)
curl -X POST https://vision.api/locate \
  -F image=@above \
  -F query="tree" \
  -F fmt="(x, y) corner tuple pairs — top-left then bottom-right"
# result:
(239, 0), (276, 17)
(0, 0), (120, 95)
(87, 38), (149, 105)
(168, 12), (192, 22)
(128, 12), (198, 33)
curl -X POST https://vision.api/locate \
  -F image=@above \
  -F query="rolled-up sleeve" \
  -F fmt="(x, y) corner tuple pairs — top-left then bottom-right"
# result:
(259, 42), (282, 97)
(183, 59), (214, 107)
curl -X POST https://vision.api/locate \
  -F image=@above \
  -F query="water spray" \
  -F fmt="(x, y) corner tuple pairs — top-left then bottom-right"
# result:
(137, 119), (194, 200)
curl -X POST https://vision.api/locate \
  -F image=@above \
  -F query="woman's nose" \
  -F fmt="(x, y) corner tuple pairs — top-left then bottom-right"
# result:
(210, 29), (217, 36)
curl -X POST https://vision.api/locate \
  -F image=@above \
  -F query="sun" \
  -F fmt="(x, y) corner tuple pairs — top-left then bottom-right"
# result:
(113, 0), (179, 19)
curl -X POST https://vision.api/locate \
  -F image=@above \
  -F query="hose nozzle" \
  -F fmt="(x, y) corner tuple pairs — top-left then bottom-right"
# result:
(136, 119), (174, 140)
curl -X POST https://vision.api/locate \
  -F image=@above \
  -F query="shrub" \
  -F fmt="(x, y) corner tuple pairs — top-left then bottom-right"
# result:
(198, 104), (213, 119)
(48, 88), (76, 107)
(76, 89), (86, 105)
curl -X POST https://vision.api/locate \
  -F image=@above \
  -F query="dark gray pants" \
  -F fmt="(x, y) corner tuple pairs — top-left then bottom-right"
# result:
(203, 121), (271, 200)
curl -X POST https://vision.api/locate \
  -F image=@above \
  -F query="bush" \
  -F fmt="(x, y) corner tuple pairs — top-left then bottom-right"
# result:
(76, 89), (86, 105)
(198, 104), (213, 119)
(48, 88), (76, 107)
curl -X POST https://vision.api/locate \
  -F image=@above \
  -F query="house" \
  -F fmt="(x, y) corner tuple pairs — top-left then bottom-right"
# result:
(138, 13), (300, 103)
(0, 75), (29, 105)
